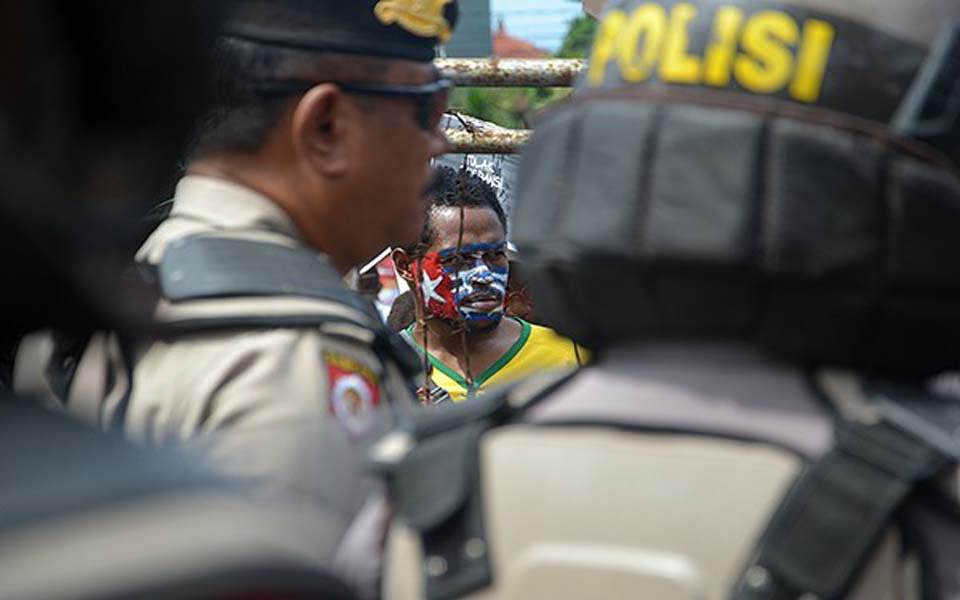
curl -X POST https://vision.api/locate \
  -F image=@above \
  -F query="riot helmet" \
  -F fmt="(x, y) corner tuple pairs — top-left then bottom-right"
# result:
(513, 0), (960, 376)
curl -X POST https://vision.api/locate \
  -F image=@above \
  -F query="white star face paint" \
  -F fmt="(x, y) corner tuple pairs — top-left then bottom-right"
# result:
(416, 250), (459, 321)
(421, 271), (447, 306)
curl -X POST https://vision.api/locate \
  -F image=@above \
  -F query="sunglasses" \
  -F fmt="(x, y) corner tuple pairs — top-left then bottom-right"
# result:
(252, 78), (452, 132)
(338, 79), (452, 132)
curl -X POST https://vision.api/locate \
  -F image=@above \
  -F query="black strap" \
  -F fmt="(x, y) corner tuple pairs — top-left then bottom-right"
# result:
(733, 418), (946, 600)
(870, 383), (960, 463)
(45, 330), (93, 401)
(374, 369), (579, 600)
(107, 332), (138, 433)
(159, 235), (372, 316)
(159, 234), (425, 374)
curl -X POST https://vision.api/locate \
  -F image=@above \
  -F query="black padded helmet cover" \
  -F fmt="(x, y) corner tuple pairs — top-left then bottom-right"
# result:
(224, 0), (459, 61)
(513, 0), (960, 376)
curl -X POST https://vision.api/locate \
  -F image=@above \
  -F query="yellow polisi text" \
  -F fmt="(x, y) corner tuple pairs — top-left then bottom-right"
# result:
(588, 2), (836, 103)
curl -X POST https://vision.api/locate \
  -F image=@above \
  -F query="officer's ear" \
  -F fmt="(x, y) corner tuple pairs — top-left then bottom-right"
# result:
(392, 248), (417, 285)
(290, 83), (351, 176)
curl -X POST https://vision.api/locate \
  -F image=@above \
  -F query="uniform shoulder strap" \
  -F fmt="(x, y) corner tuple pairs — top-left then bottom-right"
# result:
(152, 234), (422, 378)
(732, 380), (959, 600)
(372, 368), (579, 600)
(16, 237), (423, 428)
(158, 235), (372, 315)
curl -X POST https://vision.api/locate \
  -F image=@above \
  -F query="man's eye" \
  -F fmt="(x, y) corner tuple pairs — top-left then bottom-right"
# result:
(442, 258), (470, 270)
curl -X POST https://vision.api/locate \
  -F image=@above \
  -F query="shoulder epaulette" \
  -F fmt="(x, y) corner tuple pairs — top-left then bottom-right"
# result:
(151, 235), (420, 376)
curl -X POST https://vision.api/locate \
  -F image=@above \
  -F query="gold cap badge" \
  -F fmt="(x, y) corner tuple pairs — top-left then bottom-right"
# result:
(374, 0), (454, 42)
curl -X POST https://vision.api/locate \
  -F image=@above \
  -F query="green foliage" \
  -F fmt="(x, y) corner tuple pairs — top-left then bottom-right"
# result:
(557, 15), (597, 58)
(448, 7), (595, 129)
(449, 87), (571, 130)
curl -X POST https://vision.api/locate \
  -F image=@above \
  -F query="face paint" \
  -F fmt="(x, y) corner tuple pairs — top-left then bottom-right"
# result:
(416, 242), (509, 328)
(416, 250), (459, 321)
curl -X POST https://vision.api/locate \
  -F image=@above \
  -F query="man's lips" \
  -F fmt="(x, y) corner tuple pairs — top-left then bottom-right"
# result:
(460, 293), (503, 311)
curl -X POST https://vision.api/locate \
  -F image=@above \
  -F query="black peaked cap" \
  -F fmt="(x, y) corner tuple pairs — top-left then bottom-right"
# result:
(224, 0), (459, 61)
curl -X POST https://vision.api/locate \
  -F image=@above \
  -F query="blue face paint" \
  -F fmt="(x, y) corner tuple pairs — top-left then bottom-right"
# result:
(437, 242), (509, 328)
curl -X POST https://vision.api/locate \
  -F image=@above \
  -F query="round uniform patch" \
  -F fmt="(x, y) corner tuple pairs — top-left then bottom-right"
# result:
(331, 374), (376, 435)
(324, 351), (381, 436)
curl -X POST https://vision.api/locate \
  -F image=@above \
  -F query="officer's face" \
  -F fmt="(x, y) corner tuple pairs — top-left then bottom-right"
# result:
(348, 61), (451, 261)
(270, 56), (449, 273)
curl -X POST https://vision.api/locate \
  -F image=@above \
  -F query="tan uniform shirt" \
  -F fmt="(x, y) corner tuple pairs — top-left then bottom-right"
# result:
(0, 400), (357, 600)
(385, 343), (958, 599)
(121, 176), (411, 569)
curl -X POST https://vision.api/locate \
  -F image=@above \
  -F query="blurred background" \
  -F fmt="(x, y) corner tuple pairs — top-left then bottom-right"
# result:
(445, 0), (595, 128)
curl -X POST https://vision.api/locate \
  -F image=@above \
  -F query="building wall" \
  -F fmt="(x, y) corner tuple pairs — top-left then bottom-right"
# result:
(444, 0), (492, 57)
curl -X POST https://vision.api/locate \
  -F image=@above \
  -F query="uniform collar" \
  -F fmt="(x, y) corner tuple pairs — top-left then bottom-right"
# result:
(170, 175), (302, 241)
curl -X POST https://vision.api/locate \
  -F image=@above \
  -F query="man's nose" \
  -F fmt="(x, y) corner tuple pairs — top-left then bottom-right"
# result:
(430, 129), (452, 158)
(471, 266), (496, 284)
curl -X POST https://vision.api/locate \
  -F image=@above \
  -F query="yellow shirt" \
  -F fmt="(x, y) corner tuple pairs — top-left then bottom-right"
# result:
(406, 318), (586, 402)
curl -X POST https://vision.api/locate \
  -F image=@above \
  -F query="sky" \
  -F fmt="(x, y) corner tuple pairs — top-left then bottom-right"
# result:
(490, 0), (585, 53)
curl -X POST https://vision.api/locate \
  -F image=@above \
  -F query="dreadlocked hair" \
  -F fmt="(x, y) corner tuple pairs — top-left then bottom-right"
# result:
(404, 165), (507, 257)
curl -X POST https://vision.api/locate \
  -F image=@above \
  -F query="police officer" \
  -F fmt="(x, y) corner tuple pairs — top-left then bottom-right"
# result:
(16, 0), (458, 592)
(0, 2), (356, 598)
(131, 0), (457, 437)
(377, 1), (960, 598)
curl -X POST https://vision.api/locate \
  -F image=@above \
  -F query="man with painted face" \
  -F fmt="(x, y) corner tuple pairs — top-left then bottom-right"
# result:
(377, 0), (960, 598)
(392, 166), (583, 402)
